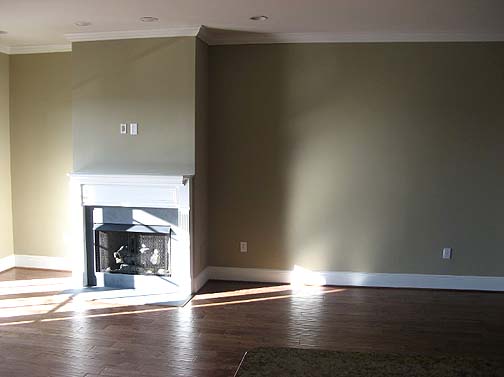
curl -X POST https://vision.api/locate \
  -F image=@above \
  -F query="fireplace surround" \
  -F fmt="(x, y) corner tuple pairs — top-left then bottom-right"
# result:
(69, 174), (193, 295)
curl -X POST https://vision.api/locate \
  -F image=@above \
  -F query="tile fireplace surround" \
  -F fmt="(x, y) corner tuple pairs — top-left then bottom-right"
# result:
(68, 173), (193, 298)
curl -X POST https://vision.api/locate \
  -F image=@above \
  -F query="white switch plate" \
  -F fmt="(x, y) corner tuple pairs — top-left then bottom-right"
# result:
(442, 247), (452, 259)
(130, 123), (138, 135)
(120, 123), (128, 134)
(240, 241), (248, 253)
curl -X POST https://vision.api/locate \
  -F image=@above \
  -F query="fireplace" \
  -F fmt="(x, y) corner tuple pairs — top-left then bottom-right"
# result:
(95, 224), (171, 276)
(69, 174), (193, 293)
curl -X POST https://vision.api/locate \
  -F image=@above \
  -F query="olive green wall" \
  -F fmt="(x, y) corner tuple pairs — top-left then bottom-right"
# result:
(9, 52), (73, 258)
(6, 41), (504, 278)
(209, 43), (504, 277)
(193, 39), (209, 275)
(72, 36), (208, 274)
(0, 53), (13, 260)
(72, 37), (196, 175)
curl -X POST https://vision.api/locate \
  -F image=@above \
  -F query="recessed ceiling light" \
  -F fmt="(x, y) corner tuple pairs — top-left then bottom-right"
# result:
(140, 16), (159, 23)
(75, 21), (92, 27)
(250, 15), (269, 21)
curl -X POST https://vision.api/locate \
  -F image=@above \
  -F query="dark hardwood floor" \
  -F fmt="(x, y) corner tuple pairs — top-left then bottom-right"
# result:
(0, 268), (503, 376)
(0, 267), (70, 281)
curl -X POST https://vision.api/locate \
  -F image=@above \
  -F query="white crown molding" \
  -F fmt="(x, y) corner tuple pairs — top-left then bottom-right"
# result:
(0, 44), (71, 55)
(9, 44), (72, 54)
(205, 266), (504, 291)
(196, 26), (212, 45)
(3, 28), (504, 54)
(199, 30), (504, 45)
(65, 26), (201, 42)
(3, 27), (504, 53)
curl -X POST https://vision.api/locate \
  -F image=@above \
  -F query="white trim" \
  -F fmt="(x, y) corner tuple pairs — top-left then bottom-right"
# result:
(199, 29), (504, 45)
(69, 173), (192, 287)
(206, 266), (504, 292)
(8, 44), (71, 54)
(69, 173), (190, 209)
(7, 260), (502, 292)
(68, 173), (187, 186)
(0, 255), (15, 272)
(2, 28), (503, 53)
(0, 44), (71, 55)
(192, 267), (209, 293)
(65, 26), (201, 42)
(14, 255), (71, 271)
(196, 26), (212, 45)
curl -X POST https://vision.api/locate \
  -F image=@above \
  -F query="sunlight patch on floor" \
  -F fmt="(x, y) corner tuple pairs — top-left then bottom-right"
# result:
(0, 275), (190, 320)
(0, 268), (347, 329)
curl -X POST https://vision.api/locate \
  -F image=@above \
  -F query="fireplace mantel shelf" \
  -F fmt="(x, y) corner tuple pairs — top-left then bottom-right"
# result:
(68, 173), (191, 186)
(69, 172), (191, 209)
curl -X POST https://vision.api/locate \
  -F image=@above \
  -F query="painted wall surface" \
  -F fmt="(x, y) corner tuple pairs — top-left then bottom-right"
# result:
(209, 43), (504, 277)
(0, 53), (13, 260)
(10, 53), (73, 258)
(193, 39), (209, 275)
(72, 37), (196, 175)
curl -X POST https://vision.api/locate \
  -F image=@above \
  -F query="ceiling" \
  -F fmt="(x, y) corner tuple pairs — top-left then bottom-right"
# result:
(1, 0), (504, 50)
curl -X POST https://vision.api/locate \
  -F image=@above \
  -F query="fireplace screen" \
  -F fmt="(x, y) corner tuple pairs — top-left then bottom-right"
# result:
(94, 224), (171, 276)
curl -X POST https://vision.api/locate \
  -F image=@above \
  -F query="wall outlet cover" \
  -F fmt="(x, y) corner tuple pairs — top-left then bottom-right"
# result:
(240, 241), (248, 253)
(442, 247), (452, 260)
(120, 123), (128, 134)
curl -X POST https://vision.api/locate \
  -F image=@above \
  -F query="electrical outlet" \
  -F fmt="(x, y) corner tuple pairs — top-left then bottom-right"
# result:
(442, 247), (452, 260)
(120, 123), (128, 134)
(240, 241), (248, 253)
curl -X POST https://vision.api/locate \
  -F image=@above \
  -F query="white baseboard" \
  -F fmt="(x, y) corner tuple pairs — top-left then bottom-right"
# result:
(205, 266), (504, 292)
(14, 255), (71, 271)
(192, 267), (209, 293)
(0, 255), (15, 272)
(6, 257), (503, 292)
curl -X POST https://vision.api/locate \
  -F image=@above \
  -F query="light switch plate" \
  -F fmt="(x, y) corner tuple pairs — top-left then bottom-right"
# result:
(120, 123), (128, 134)
(130, 123), (138, 135)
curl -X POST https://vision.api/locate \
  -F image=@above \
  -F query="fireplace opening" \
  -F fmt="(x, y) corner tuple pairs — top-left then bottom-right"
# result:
(94, 224), (171, 276)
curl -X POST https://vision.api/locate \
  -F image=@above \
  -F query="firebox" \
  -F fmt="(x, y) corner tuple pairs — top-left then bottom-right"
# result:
(94, 224), (171, 276)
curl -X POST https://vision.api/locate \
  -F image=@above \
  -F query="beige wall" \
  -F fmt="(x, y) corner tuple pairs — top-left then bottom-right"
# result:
(209, 42), (504, 277)
(72, 37), (196, 175)
(10, 52), (72, 258)
(0, 53), (13, 260)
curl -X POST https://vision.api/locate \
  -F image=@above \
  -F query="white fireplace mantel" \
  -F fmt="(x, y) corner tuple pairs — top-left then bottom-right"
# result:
(68, 172), (193, 291)
(68, 173), (191, 209)
(68, 173), (188, 186)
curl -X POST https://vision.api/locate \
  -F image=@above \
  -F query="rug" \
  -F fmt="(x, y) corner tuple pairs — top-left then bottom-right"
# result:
(234, 347), (504, 377)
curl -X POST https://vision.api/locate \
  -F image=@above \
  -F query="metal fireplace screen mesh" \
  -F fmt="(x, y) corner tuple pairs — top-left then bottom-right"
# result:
(95, 230), (171, 276)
